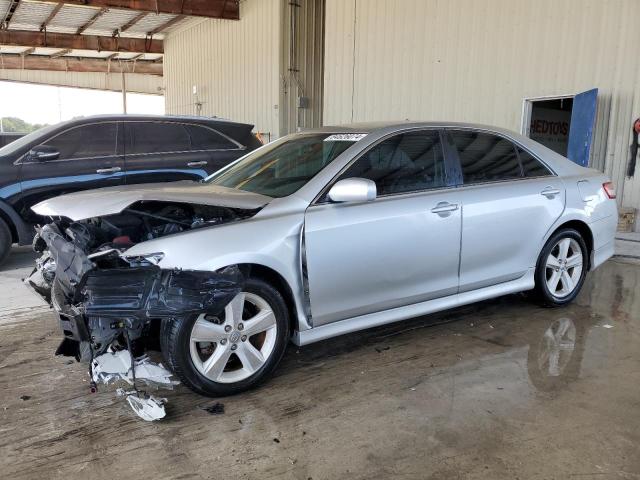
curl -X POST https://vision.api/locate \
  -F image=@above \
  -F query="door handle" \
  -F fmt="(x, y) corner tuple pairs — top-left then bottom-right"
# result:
(187, 161), (208, 167)
(96, 166), (122, 174)
(431, 202), (459, 214)
(540, 187), (561, 198)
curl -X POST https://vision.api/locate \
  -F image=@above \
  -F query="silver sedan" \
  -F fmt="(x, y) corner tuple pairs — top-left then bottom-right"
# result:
(32, 122), (618, 396)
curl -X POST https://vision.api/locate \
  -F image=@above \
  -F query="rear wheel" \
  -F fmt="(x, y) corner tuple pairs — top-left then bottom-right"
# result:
(0, 218), (12, 267)
(533, 228), (588, 306)
(161, 277), (289, 397)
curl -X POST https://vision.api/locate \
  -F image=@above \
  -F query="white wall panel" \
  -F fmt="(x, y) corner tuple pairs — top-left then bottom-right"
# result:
(324, 0), (640, 210)
(163, 0), (281, 138)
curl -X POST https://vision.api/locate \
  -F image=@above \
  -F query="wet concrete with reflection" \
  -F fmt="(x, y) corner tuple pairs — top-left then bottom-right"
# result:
(1, 260), (639, 479)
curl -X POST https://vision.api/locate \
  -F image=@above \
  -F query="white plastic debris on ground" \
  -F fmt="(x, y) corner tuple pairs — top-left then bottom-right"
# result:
(91, 348), (179, 421)
(116, 388), (167, 422)
(91, 349), (178, 388)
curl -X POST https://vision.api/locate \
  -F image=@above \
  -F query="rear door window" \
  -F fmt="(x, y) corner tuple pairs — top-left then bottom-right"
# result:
(185, 124), (238, 150)
(337, 130), (446, 196)
(449, 131), (522, 184)
(44, 123), (118, 159)
(128, 122), (190, 154)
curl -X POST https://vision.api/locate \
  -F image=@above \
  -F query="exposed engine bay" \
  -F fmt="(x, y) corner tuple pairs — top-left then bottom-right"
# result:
(26, 200), (258, 420)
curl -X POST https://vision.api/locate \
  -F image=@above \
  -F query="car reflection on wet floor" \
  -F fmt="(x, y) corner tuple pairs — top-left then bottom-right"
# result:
(0, 259), (638, 480)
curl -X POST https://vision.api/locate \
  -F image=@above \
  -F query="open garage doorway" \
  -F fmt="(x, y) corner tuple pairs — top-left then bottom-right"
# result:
(522, 89), (598, 167)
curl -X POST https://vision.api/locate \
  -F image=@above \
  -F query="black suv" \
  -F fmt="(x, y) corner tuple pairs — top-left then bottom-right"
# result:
(0, 114), (261, 264)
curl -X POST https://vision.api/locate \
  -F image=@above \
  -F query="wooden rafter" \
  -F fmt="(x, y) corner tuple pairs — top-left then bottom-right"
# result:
(76, 7), (108, 35)
(0, 53), (163, 75)
(41, 1), (239, 20)
(0, 29), (163, 53)
(40, 2), (64, 31)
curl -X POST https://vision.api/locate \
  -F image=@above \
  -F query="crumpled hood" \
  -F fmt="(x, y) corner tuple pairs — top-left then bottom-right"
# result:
(31, 181), (272, 221)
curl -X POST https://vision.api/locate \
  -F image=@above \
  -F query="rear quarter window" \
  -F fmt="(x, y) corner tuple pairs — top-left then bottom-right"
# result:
(518, 147), (553, 177)
(186, 124), (238, 150)
(449, 130), (522, 183)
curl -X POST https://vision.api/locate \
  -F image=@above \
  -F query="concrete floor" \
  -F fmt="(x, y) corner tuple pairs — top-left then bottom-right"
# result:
(1, 247), (639, 480)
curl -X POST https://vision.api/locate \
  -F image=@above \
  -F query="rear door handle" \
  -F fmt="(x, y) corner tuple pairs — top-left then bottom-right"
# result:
(96, 166), (122, 174)
(187, 161), (208, 167)
(541, 187), (561, 198)
(431, 202), (459, 214)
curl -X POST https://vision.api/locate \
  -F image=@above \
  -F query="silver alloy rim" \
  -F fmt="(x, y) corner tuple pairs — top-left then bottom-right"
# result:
(545, 238), (583, 298)
(537, 318), (576, 377)
(189, 292), (277, 384)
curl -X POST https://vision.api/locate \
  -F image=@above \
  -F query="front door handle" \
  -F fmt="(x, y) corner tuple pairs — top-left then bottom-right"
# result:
(541, 187), (561, 198)
(431, 202), (459, 214)
(96, 166), (122, 174)
(187, 161), (208, 167)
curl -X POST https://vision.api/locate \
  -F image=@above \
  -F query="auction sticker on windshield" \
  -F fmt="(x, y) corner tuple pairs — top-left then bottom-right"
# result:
(324, 133), (367, 142)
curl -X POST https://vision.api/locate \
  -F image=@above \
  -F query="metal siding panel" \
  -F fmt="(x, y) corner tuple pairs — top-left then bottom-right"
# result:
(164, 0), (280, 137)
(323, 0), (640, 210)
(0, 69), (162, 94)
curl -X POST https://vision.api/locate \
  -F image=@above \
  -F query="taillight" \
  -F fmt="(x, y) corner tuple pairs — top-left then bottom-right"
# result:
(603, 182), (616, 199)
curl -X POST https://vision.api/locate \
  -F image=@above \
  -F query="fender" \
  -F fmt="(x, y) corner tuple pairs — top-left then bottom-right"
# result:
(0, 199), (34, 245)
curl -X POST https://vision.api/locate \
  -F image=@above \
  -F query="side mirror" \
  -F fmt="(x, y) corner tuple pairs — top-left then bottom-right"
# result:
(29, 145), (60, 161)
(328, 178), (377, 203)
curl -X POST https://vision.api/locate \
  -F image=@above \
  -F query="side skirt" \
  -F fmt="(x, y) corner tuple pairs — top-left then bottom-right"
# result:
(292, 268), (535, 346)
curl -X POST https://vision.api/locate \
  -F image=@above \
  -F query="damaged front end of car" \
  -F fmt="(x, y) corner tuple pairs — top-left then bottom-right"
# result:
(26, 200), (257, 419)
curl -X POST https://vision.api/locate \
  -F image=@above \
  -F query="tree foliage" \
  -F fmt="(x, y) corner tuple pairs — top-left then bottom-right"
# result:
(0, 117), (48, 133)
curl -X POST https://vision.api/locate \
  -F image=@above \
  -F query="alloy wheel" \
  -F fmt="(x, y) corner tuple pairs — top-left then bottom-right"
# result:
(545, 238), (583, 298)
(189, 292), (278, 384)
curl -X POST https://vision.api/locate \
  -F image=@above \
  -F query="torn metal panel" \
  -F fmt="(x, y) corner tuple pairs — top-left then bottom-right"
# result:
(116, 388), (167, 422)
(91, 349), (178, 389)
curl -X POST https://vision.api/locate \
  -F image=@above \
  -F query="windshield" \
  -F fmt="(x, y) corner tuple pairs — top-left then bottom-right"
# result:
(206, 133), (364, 197)
(0, 124), (58, 157)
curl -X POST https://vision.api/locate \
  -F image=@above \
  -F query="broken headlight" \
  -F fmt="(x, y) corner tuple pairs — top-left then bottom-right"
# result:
(123, 252), (165, 266)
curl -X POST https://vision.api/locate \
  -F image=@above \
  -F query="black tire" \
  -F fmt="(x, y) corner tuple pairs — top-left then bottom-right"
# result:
(161, 277), (290, 397)
(533, 228), (588, 307)
(0, 218), (12, 267)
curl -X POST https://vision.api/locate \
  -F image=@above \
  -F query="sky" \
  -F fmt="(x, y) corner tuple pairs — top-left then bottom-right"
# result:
(0, 81), (164, 126)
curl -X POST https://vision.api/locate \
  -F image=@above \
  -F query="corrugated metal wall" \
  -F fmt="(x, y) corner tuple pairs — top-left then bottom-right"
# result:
(0, 69), (162, 94)
(323, 0), (640, 210)
(279, 0), (325, 135)
(163, 0), (281, 139)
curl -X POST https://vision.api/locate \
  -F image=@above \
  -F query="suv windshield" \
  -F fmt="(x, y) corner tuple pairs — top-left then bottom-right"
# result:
(206, 133), (363, 197)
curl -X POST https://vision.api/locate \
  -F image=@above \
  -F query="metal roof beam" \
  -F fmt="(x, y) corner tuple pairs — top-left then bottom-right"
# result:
(114, 11), (147, 35)
(0, 29), (163, 53)
(1, 0), (21, 29)
(146, 14), (184, 36)
(43, 1), (239, 20)
(50, 48), (71, 58)
(0, 53), (162, 75)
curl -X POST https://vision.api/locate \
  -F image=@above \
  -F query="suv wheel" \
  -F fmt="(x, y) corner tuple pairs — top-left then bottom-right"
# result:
(0, 218), (12, 266)
(161, 277), (290, 397)
(533, 228), (588, 306)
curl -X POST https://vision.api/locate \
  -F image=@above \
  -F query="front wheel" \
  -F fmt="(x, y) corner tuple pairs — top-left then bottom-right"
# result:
(533, 228), (588, 307)
(161, 277), (290, 397)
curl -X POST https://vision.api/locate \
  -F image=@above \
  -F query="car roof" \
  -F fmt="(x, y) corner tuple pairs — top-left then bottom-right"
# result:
(306, 120), (521, 135)
(299, 120), (588, 177)
(50, 114), (254, 130)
